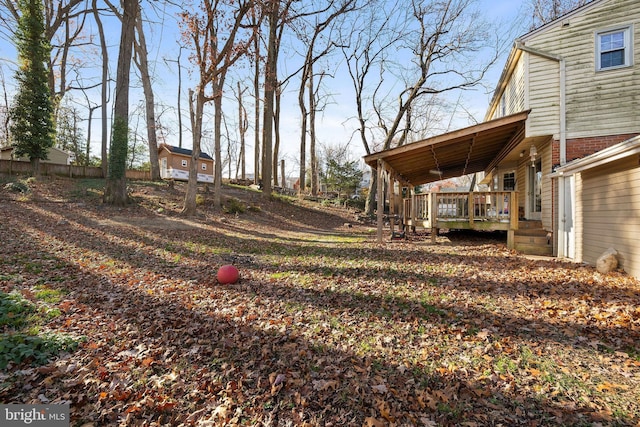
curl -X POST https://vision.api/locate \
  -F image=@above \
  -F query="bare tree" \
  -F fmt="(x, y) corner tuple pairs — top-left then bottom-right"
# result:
(250, 8), (262, 185)
(342, 0), (498, 215)
(294, 0), (358, 197)
(103, 0), (137, 206)
(180, 0), (255, 215)
(234, 81), (249, 179)
(163, 44), (185, 148)
(260, 0), (279, 197)
(132, 4), (160, 180)
(92, 0), (110, 176)
(528, 0), (589, 29)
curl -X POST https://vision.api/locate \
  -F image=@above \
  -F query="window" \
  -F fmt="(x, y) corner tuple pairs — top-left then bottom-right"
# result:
(201, 162), (207, 171)
(503, 172), (516, 191)
(181, 159), (188, 167)
(596, 26), (633, 71)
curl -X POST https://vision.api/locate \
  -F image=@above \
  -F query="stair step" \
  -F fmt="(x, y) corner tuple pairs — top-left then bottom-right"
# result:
(515, 235), (551, 245)
(515, 228), (550, 237)
(515, 243), (553, 256)
(518, 220), (543, 229)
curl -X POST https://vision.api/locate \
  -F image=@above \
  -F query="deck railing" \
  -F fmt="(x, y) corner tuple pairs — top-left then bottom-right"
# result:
(402, 191), (518, 232)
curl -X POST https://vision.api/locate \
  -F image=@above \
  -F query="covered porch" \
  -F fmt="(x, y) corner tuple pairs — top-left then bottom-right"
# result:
(364, 111), (530, 247)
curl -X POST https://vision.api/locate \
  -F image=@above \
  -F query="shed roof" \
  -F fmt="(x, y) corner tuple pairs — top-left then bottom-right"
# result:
(159, 144), (214, 161)
(363, 110), (529, 186)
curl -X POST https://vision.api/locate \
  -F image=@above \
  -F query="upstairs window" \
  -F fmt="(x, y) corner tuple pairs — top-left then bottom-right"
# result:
(596, 26), (633, 71)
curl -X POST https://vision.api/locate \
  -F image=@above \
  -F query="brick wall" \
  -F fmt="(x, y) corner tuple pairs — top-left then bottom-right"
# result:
(551, 133), (639, 165)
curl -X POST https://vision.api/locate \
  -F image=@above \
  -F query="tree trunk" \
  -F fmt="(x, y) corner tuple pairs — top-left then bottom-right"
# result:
(309, 63), (317, 196)
(134, 9), (161, 180)
(183, 88), (203, 216)
(104, 0), (136, 206)
(253, 20), (261, 185)
(92, 0), (109, 177)
(298, 73), (307, 196)
(213, 78), (224, 208)
(237, 82), (246, 180)
(261, 0), (278, 197)
(364, 170), (376, 216)
(272, 84), (280, 187)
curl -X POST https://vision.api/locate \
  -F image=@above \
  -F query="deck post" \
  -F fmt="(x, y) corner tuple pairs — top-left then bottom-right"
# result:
(389, 177), (395, 235)
(429, 192), (438, 243)
(507, 191), (519, 249)
(376, 160), (384, 243)
(410, 185), (416, 232)
(468, 192), (474, 226)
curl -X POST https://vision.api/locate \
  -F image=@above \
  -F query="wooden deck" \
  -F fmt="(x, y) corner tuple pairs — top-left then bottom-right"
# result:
(399, 191), (519, 247)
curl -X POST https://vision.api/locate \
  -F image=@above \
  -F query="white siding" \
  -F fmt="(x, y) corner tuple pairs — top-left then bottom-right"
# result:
(579, 155), (640, 278)
(523, 0), (640, 139)
(573, 173), (584, 263)
(526, 53), (561, 138)
(488, 55), (526, 121)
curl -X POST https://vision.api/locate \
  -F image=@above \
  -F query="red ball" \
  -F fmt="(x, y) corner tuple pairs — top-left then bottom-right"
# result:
(217, 264), (239, 284)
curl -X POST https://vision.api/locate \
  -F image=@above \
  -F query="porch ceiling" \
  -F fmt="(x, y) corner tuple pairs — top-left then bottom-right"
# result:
(364, 110), (530, 186)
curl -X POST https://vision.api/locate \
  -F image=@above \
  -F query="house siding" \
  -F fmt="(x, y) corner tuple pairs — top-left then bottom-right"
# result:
(488, 55), (526, 121)
(523, 0), (640, 140)
(578, 155), (640, 278)
(574, 173), (584, 263)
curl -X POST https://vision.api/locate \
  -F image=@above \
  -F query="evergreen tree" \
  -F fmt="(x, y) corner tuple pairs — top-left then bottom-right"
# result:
(9, 0), (55, 175)
(56, 103), (87, 165)
(322, 158), (364, 199)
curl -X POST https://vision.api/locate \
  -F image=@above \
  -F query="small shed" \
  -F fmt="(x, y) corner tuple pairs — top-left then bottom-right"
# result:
(0, 146), (71, 165)
(158, 144), (214, 183)
(553, 135), (640, 279)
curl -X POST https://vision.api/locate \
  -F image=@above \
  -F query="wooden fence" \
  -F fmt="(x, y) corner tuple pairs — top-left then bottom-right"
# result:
(0, 159), (151, 180)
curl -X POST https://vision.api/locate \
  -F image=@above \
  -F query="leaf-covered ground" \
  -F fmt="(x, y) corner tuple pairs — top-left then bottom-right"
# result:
(1, 177), (639, 426)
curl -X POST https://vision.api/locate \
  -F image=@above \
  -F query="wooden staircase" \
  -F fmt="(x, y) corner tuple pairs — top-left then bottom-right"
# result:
(514, 220), (553, 256)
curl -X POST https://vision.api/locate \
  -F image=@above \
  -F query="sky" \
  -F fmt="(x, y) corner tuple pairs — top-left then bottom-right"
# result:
(0, 0), (529, 181)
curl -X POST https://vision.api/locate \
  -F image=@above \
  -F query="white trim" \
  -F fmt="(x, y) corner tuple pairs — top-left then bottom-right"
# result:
(552, 135), (640, 176)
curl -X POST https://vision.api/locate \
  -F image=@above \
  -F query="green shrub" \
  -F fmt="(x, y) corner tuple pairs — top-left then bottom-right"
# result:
(0, 291), (80, 370)
(224, 198), (246, 214)
(0, 292), (35, 328)
(0, 332), (79, 369)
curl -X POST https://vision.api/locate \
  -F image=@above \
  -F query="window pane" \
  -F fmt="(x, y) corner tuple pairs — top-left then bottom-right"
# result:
(600, 31), (624, 51)
(601, 49), (625, 68)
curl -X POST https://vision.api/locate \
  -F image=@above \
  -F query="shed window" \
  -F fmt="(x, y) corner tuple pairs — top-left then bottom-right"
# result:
(181, 159), (188, 167)
(596, 26), (633, 71)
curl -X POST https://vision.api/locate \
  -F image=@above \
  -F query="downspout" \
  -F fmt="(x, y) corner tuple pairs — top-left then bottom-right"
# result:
(514, 40), (567, 256)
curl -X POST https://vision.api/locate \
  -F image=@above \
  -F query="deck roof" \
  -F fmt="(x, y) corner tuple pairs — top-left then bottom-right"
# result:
(364, 110), (530, 186)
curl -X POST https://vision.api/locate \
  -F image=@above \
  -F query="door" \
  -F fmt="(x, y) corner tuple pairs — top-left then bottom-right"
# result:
(160, 157), (168, 179)
(528, 159), (542, 220)
(563, 175), (576, 259)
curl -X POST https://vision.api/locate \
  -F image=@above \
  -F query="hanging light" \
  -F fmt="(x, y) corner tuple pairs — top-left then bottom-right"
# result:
(529, 145), (537, 166)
